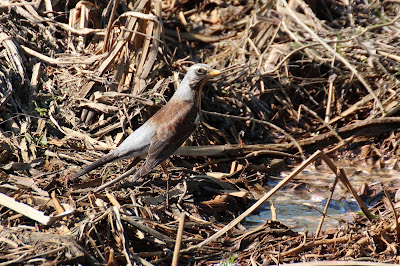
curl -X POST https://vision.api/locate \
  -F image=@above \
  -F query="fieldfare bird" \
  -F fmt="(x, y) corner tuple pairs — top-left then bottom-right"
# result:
(74, 64), (220, 198)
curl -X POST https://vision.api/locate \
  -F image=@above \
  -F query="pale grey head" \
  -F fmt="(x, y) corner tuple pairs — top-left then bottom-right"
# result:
(173, 64), (221, 101)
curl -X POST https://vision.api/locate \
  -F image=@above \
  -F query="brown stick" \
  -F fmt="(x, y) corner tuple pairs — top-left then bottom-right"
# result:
(172, 213), (186, 266)
(381, 183), (400, 241)
(280, 235), (361, 257)
(318, 152), (373, 220)
(315, 173), (339, 237)
(176, 117), (400, 157)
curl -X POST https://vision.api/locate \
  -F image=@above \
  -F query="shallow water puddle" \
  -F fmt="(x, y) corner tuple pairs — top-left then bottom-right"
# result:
(245, 161), (400, 232)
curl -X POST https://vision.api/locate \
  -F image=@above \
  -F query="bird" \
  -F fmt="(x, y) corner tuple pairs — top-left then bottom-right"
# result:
(73, 64), (221, 194)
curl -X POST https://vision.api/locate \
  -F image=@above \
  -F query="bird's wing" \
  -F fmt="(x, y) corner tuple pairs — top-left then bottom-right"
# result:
(138, 101), (198, 176)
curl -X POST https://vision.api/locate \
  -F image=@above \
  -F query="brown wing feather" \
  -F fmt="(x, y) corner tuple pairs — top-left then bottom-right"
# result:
(137, 100), (198, 176)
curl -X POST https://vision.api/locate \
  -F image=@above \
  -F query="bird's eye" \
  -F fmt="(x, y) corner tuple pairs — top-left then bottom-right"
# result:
(196, 68), (207, 75)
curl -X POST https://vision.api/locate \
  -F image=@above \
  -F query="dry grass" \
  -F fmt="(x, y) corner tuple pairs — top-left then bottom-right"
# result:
(1, 0), (400, 264)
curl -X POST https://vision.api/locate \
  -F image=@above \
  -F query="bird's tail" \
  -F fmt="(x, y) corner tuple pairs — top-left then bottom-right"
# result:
(73, 153), (116, 178)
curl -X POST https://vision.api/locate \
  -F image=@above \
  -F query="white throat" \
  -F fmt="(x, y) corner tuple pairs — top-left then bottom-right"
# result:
(171, 77), (195, 102)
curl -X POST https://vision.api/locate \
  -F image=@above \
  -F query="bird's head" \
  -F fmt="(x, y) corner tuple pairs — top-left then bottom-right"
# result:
(184, 64), (221, 90)
(174, 63), (221, 102)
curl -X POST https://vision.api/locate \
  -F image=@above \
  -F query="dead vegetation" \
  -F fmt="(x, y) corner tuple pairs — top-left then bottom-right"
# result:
(1, 0), (400, 264)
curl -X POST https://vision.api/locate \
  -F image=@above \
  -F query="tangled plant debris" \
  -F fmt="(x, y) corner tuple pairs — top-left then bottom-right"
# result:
(1, 0), (400, 264)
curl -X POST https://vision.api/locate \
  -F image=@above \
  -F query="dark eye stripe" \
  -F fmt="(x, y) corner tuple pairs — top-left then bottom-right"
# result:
(196, 68), (206, 74)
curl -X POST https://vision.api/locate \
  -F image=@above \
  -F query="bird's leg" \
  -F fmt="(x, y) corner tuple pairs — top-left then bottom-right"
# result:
(160, 162), (170, 206)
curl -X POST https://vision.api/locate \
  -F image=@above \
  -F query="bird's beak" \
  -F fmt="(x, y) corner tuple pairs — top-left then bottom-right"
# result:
(209, 69), (221, 76)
